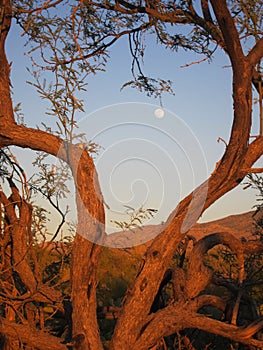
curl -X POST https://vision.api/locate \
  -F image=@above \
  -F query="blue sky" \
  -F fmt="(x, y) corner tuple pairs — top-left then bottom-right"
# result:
(5, 20), (262, 233)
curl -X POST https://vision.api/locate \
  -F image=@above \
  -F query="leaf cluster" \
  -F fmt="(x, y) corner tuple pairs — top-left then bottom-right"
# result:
(111, 205), (157, 231)
(230, 0), (263, 44)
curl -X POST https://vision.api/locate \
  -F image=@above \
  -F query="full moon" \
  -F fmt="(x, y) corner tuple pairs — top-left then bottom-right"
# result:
(154, 108), (165, 119)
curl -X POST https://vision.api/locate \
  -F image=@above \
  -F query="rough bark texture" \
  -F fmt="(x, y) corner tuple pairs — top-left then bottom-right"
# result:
(70, 149), (105, 350)
(107, 2), (263, 349)
(0, 135), (105, 349)
(0, 0), (14, 126)
(0, 2), (104, 348)
(0, 317), (68, 350)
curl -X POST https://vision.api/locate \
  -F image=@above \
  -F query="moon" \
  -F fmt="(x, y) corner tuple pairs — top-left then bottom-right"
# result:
(154, 108), (165, 119)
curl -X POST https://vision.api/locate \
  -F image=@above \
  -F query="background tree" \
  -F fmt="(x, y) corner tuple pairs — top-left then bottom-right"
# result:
(0, 1), (263, 349)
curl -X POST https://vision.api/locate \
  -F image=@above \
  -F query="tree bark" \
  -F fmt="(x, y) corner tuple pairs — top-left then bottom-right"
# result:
(0, 0), (14, 126)
(0, 317), (68, 350)
(70, 149), (105, 350)
(0, 129), (105, 349)
(0, 5), (105, 343)
(109, 2), (263, 348)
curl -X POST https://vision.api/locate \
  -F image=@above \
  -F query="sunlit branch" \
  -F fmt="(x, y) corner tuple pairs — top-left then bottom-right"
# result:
(12, 0), (64, 15)
(210, 0), (245, 65)
(248, 37), (263, 67)
(243, 168), (263, 173)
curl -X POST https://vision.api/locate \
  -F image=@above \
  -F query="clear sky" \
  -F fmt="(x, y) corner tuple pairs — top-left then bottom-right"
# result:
(5, 20), (262, 233)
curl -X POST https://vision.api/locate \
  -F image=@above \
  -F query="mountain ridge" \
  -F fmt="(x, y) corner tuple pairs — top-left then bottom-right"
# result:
(106, 211), (257, 249)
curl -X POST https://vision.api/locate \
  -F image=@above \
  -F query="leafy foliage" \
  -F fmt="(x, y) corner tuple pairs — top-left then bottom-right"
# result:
(230, 0), (263, 44)
(111, 205), (158, 231)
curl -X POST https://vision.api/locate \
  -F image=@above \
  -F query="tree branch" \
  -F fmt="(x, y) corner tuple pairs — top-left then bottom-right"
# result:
(0, 123), (105, 348)
(0, 124), (65, 158)
(0, 317), (67, 350)
(248, 37), (263, 67)
(59, 22), (153, 66)
(89, 0), (189, 23)
(193, 294), (226, 312)
(243, 168), (263, 173)
(243, 136), (263, 171)
(12, 0), (64, 15)
(210, 0), (245, 66)
(0, 0), (15, 125)
(135, 305), (263, 349)
(201, 0), (213, 23)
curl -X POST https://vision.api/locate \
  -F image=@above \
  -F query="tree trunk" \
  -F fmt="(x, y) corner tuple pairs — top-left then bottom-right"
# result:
(0, 4), (105, 346)
(109, 2), (261, 348)
(60, 139), (106, 349)
(0, 0), (15, 126)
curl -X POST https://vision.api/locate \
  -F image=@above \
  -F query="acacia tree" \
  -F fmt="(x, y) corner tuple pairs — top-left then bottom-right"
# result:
(1, 1), (263, 349)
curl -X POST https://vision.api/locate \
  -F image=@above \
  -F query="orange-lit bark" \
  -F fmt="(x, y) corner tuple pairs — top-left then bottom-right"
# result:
(0, 2), (104, 348)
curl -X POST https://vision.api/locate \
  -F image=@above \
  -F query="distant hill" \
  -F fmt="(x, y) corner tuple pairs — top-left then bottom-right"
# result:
(40, 211), (258, 251)
(106, 211), (257, 249)
(190, 211), (256, 241)
(36, 211), (260, 308)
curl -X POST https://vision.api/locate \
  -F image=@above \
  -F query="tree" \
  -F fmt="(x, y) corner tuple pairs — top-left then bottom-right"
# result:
(0, 1), (263, 349)
(0, 148), (71, 349)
